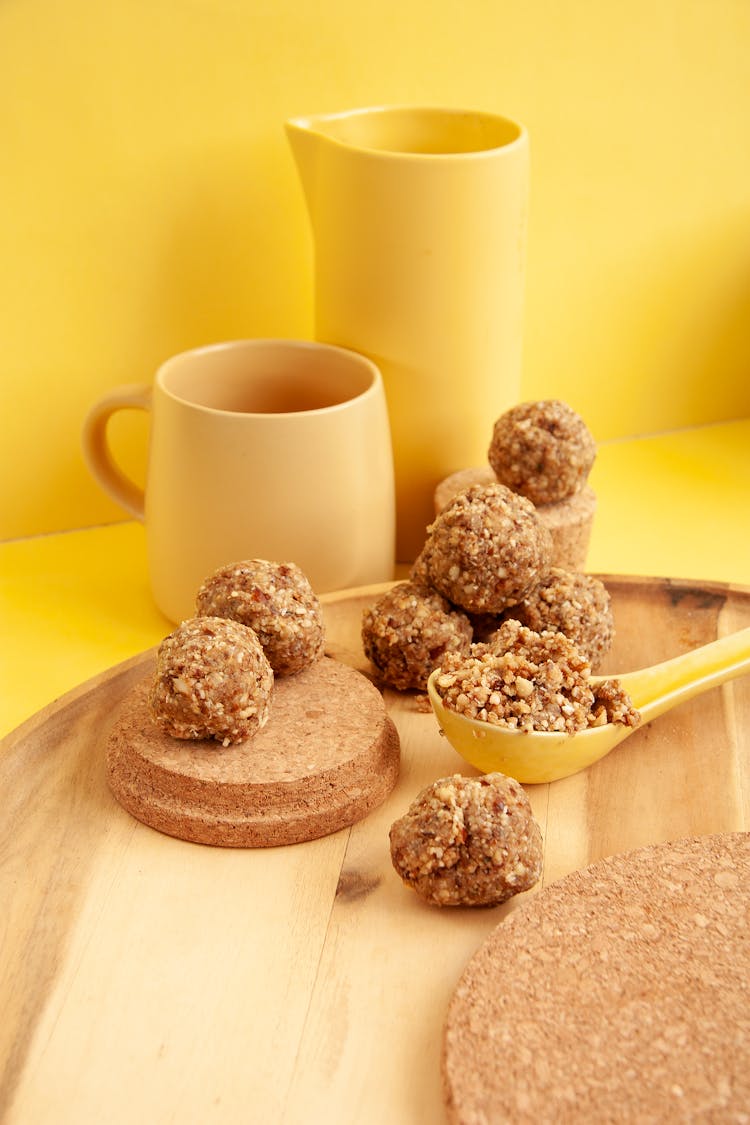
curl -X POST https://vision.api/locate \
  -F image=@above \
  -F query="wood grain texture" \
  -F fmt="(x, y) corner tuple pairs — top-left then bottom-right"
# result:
(1, 576), (749, 1125)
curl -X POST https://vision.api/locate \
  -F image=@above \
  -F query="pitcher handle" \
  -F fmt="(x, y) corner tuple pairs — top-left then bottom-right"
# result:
(81, 384), (152, 520)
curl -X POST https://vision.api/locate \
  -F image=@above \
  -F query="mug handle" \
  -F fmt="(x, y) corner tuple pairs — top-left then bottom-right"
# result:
(81, 384), (152, 520)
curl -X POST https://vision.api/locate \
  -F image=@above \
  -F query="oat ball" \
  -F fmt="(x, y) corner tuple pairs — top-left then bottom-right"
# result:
(488, 400), (597, 505)
(417, 483), (553, 615)
(408, 547), (432, 589)
(436, 620), (639, 733)
(196, 559), (324, 677)
(361, 581), (472, 691)
(389, 773), (543, 907)
(501, 567), (615, 669)
(149, 616), (274, 746)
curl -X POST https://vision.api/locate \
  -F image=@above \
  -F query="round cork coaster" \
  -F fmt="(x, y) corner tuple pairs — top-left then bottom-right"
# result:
(443, 832), (750, 1122)
(106, 656), (399, 848)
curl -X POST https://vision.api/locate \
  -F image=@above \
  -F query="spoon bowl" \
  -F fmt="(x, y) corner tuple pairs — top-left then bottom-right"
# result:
(427, 626), (750, 784)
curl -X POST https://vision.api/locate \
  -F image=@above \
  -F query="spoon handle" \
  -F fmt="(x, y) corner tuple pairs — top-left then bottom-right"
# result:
(615, 626), (750, 722)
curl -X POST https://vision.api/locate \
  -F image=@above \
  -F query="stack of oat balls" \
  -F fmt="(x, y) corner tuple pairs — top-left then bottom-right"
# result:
(361, 400), (615, 703)
(376, 402), (641, 910)
(149, 559), (325, 747)
(435, 399), (598, 572)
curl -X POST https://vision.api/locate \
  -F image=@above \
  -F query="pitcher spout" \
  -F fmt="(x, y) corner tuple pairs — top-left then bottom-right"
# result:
(285, 114), (330, 209)
(285, 107), (388, 205)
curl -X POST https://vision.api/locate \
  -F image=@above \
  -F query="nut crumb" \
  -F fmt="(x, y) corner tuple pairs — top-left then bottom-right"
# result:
(436, 620), (639, 733)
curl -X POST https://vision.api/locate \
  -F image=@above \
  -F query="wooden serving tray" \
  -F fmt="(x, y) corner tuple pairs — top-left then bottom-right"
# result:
(2, 575), (749, 1125)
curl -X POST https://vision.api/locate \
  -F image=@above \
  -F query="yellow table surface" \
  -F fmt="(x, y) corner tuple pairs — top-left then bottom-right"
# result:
(2, 418), (749, 740)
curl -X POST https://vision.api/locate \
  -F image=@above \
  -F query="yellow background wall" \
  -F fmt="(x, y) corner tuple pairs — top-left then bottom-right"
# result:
(2, 0), (749, 539)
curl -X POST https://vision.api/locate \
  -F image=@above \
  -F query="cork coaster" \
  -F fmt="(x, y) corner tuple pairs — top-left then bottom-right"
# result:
(106, 656), (400, 848)
(443, 832), (750, 1122)
(433, 466), (498, 513)
(433, 467), (596, 570)
(535, 485), (596, 571)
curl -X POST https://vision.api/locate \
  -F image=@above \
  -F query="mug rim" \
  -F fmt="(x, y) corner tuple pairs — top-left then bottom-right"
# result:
(155, 338), (383, 417)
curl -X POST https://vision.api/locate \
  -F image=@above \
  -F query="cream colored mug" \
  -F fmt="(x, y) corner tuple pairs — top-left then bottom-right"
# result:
(82, 339), (396, 622)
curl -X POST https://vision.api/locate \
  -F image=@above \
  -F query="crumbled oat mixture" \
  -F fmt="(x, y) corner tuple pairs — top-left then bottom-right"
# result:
(488, 400), (596, 505)
(415, 483), (552, 615)
(436, 620), (639, 733)
(591, 677), (642, 726)
(196, 559), (324, 677)
(149, 616), (274, 745)
(361, 581), (472, 691)
(500, 567), (615, 669)
(389, 772), (543, 907)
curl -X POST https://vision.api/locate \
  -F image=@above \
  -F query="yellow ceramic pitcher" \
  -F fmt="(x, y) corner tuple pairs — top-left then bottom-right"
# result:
(286, 105), (529, 561)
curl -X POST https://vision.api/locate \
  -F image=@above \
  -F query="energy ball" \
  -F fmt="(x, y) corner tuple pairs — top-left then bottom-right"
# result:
(501, 567), (615, 669)
(417, 483), (553, 615)
(196, 559), (325, 677)
(433, 469), (598, 572)
(436, 620), (639, 733)
(361, 581), (472, 691)
(488, 400), (597, 505)
(149, 616), (274, 746)
(389, 773), (543, 907)
(407, 547), (432, 589)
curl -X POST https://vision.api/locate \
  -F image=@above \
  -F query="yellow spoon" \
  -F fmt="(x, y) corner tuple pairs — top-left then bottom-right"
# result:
(427, 626), (750, 784)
